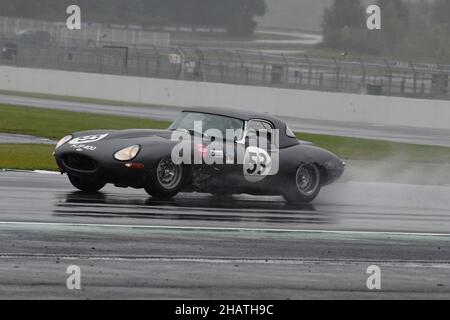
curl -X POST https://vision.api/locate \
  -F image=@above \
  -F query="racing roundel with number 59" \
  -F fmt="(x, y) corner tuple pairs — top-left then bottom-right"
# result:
(243, 146), (279, 183)
(69, 134), (109, 145)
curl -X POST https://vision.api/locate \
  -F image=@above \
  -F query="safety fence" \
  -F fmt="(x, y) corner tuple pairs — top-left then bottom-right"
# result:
(1, 33), (449, 100)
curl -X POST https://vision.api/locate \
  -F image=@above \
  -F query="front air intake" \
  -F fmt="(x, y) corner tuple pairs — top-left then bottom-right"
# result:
(62, 153), (98, 171)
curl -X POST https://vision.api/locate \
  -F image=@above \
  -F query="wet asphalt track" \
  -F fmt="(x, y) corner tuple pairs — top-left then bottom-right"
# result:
(1, 170), (450, 299)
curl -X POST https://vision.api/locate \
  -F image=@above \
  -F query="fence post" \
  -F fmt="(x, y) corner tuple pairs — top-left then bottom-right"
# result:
(304, 54), (312, 86)
(281, 54), (289, 85)
(235, 50), (246, 84)
(401, 75), (406, 94)
(409, 61), (417, 94)
(195, 48), (206, 81)
(151, 45), (160, 77)
(333, 57), (341, 91)
(177, 47), (185, 80)
(98, 47), (103, 74)
(259, 52), (267, 83)
(215, 49), (225, 82)
(383, 59), (392, 95)
(435, 62), (448, 99)
(421, 74), (425, 95)
(359, 58), (367, 91)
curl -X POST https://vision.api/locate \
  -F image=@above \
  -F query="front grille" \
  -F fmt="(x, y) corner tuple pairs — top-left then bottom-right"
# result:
(62, 153), (98, 171)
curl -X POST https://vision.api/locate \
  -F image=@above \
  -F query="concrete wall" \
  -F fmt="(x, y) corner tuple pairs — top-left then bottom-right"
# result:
(1, 65), (449, 130)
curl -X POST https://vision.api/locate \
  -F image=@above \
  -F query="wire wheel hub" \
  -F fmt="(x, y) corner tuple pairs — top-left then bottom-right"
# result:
(295, 163), (320, 196)
(156, 159), (182, 190)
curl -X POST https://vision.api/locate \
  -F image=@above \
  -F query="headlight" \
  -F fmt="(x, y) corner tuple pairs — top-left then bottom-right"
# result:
(55, 135), (73, 149)
(114, 145), (140, 161)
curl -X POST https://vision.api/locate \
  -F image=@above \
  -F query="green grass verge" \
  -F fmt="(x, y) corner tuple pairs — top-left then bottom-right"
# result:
(0, 144), (58, 171)
(0, 104), (171, 140)
(296, 133), (450, 163)
(0, 103), (449, 171)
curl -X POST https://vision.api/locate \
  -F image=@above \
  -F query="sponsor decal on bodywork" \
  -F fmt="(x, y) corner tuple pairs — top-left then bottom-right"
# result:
(71, 144), (97, 152)
(69, 134), (108, 145)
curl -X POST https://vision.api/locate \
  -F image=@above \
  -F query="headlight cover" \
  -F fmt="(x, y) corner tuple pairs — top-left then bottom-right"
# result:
(114, 145), (140, 161)
(55, 135), (73, 149)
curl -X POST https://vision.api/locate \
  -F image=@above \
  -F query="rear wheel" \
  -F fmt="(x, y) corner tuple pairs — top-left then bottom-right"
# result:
(283, 163), (322, 203)
(144, 158), (184, 199)
(68, 174), (106, 193)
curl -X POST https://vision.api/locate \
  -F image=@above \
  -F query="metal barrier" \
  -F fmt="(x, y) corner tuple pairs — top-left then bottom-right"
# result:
(1, 34), (449, 101)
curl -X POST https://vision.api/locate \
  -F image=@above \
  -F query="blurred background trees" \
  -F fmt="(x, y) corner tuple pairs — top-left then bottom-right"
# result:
(321, 0), (366, 52)
(0, 0), (267, 36)
(321, 0), (450, 63)
(0, 0), (448, 62)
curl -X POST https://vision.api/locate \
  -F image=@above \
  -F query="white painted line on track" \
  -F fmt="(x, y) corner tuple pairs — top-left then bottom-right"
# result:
(32, 170), (60, 175)
(1, 253), (450, 268)
(1, 221), (450, 238)
(1, 169), (59, 175)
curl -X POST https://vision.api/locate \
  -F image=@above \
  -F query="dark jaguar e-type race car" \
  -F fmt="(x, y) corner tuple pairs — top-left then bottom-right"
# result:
(54, 107), (345, 203)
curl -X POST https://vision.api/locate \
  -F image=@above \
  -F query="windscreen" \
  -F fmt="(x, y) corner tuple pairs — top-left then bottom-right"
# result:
(169, 112), (244, 139)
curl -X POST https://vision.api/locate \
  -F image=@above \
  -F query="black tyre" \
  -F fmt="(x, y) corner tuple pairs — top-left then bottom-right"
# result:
(144, 158), (185, 199)
(68, 174), (106, 193)
(283, 163), (322, 203)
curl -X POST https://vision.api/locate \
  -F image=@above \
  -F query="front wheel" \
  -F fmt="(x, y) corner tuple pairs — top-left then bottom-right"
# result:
(68, 174), (106, 193)
(283, 163), (322, 203)
(144, 158), (185, 199)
